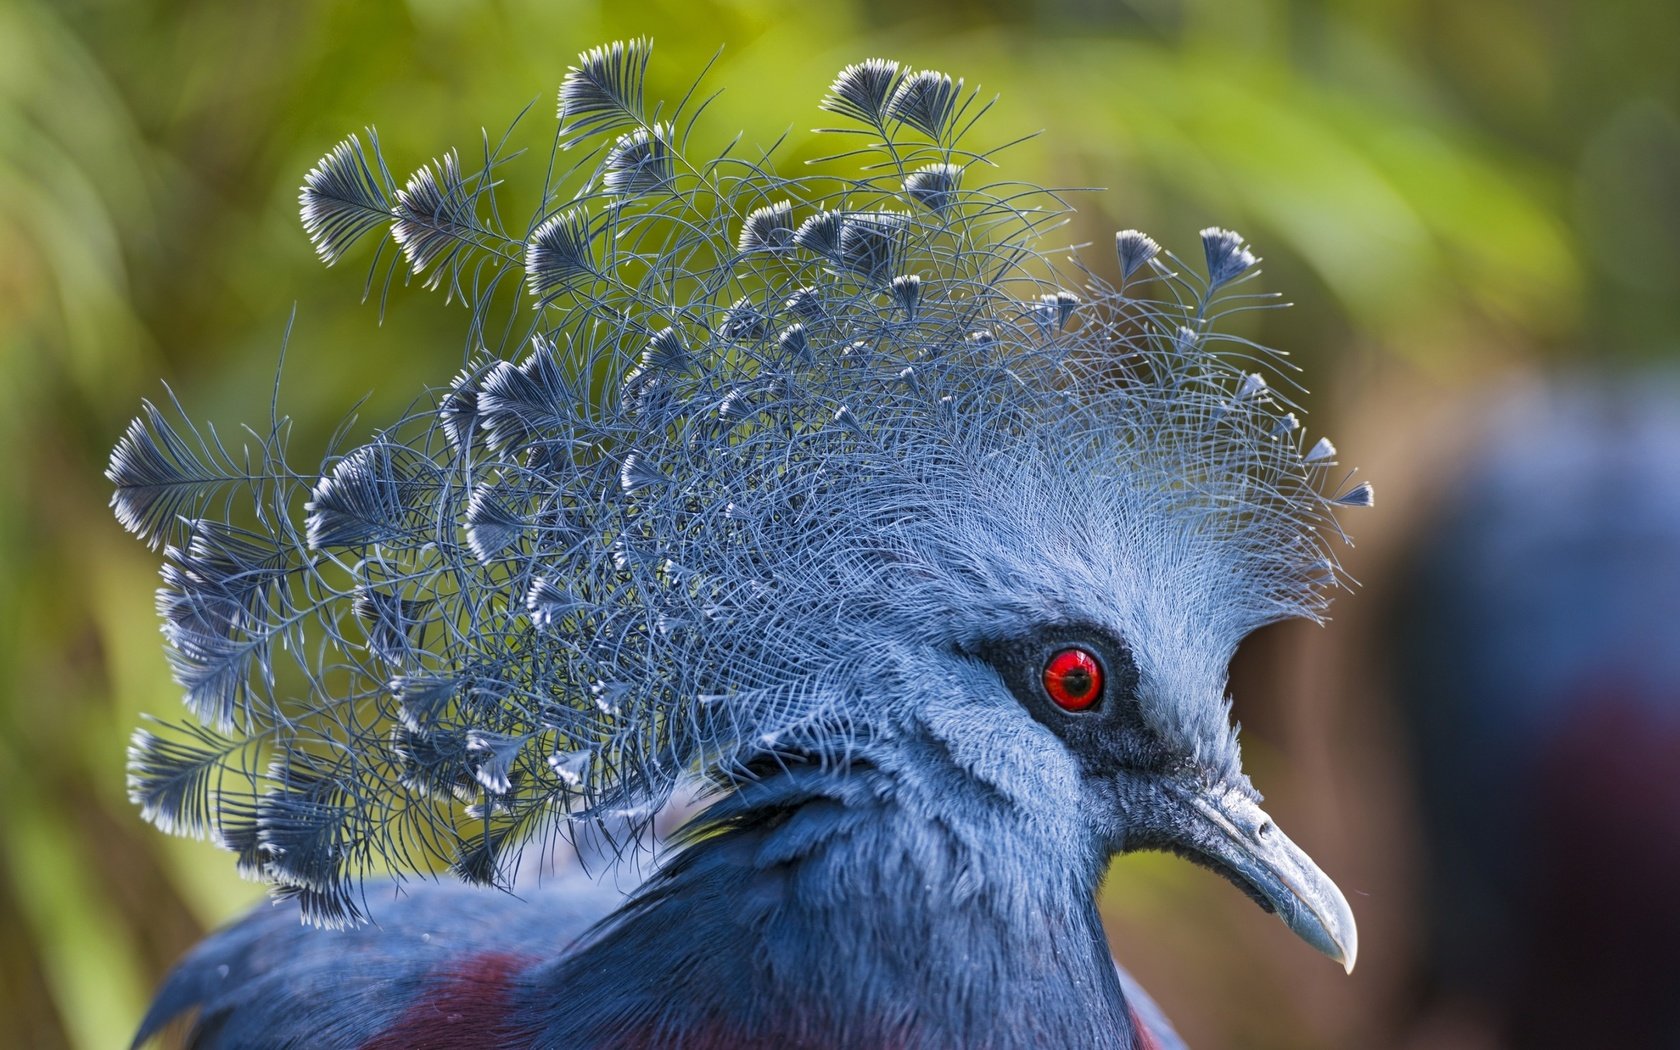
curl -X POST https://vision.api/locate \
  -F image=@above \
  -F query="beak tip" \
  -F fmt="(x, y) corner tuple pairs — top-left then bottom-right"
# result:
(1328, 913), (1357, 974)
(1323, 899), (1357, 975)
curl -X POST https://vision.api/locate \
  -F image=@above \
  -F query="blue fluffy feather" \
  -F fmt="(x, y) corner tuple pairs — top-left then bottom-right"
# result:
(118, 38), (1361, 1048)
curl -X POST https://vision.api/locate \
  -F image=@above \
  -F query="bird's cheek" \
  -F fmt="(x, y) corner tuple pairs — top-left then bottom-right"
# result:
(1093, 774), (1164, 855)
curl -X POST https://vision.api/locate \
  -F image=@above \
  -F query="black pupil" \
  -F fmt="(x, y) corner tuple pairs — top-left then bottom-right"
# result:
(1060, 666), (1092, 696)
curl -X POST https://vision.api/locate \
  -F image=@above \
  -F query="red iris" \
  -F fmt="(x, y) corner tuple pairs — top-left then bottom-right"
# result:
(1043, 647), (1102, 711)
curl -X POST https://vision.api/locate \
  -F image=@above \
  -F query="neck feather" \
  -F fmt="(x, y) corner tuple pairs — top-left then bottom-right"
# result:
(524, 762), (1142, 1049)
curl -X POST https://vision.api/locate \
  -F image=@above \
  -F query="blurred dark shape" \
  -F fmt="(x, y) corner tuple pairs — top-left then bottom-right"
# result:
(1393, 373), (1680, 1049)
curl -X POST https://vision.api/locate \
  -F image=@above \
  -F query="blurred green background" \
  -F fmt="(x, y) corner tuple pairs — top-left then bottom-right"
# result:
(2, 1), (1675, 1047)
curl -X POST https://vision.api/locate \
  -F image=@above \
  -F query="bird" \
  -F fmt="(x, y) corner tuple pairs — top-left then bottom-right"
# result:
(112, 40), (1369, 1049)
(1390, 375), (1680, 1049)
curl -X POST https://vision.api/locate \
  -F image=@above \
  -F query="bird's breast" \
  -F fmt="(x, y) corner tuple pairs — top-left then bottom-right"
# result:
(358, 951), (539, 1050)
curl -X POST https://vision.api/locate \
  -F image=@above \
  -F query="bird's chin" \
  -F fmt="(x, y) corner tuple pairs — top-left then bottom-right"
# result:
(1152, 784), (1359, 974)
(1185, 850), (1280, 913)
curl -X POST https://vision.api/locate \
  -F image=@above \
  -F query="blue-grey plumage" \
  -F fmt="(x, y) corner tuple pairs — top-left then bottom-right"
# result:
(137, 769), (1192, 1048)
(116, 39), (1364, 1048)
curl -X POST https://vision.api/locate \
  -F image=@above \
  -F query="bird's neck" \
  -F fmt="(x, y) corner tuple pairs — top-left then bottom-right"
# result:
(529, 763), (1143, 1048)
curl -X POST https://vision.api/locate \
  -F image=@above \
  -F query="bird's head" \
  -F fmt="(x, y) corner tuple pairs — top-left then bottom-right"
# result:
(668, 313), (1364, 972)
(114, 40), (1365, 971)
(927, 473), (1357, 971)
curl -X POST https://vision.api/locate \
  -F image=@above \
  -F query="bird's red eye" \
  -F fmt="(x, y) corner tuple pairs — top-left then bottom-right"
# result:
(1043, 647), (1103, 711)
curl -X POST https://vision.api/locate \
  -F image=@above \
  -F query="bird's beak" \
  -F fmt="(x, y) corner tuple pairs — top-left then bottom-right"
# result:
(1175, 785), (1358, 973)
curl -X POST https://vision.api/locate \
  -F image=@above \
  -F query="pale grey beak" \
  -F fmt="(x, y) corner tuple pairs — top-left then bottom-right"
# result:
(1184, 787), (1358, 973)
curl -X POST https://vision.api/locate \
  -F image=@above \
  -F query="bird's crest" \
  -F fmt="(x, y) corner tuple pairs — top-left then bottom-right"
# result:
(111, 40), (1370, 926)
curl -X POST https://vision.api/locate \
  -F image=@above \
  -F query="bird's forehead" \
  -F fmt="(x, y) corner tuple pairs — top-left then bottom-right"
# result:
(881, 451), (1255, 761)
(913, 454), (1258, 655)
